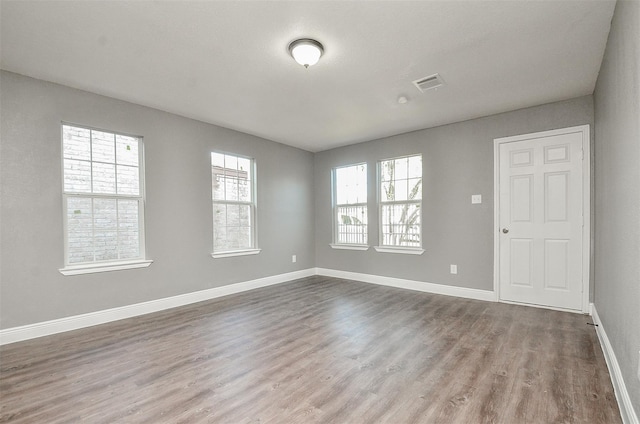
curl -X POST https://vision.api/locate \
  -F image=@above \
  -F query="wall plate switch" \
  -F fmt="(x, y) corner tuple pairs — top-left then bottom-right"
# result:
(292, 255), (297, 263)
(471, 194), (482, 204)
(450, 264), (457, 274)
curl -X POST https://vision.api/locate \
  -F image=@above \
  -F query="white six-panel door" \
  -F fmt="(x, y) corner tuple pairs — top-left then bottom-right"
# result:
(495, 126), (589, 312)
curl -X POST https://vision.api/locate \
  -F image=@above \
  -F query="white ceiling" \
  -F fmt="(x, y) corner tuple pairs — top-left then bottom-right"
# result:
(0, 1), (615, 152)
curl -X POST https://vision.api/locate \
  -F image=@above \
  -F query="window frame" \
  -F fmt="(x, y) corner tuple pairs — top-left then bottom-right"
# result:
(330, 162), (369, 250)
(210, 151), (260, 258)
(59, 122), (151, 275)
(375, 154), (425, 255)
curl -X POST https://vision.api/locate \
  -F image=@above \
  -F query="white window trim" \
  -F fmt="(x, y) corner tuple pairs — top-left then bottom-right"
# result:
(211, 152), (258, 256)
(61, 123), (148, 273)
(373, 246), (425, 255)
(211, 248), (262, 259)
(59, 259), (153, 276)
(332, 163), (369, 248)
(329, 243), (369, 251)
(377, 154), (423, 251)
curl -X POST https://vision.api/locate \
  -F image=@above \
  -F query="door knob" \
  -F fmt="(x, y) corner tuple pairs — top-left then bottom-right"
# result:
(502, 228), (509, 234)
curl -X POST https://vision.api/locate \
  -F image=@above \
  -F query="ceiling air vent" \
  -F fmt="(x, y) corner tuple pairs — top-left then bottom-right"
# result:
(413, 73), (444, 93)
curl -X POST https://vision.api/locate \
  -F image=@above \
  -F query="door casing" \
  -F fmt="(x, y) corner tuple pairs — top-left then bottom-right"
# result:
(493, 125), (591, 313)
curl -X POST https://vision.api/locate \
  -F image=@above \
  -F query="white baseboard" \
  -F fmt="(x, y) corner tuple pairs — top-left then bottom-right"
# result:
(592, 304), (639, 424)
(315, 267), (496, 302)
(0, 268), (315, 346)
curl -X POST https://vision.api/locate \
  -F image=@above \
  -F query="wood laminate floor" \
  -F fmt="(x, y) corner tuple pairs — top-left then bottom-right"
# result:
(0, 276), (621, 423)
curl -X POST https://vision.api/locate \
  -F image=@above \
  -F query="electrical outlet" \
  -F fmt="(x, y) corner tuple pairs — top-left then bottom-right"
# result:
(292, 255), (297, 263)
(450, 264), (457, 274)
(471, 194), (482, 204)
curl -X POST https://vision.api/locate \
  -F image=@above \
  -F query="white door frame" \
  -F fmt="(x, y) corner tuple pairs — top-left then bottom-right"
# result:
(493, 125), (591, 313)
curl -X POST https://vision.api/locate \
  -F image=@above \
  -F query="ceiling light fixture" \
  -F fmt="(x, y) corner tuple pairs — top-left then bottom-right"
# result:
(288, 38), (324, 68)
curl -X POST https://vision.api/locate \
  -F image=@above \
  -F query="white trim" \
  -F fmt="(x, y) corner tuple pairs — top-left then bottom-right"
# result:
(374, 246), (424, 255)
(592, 304), (639, 424)
(59, 259), (153, 276)
(493, 125), (591, 313)
(329, 244), (369, 251)
(0, 268), (315, 346)
(211, 248), (261, 259)
(315, 268), (494, 302)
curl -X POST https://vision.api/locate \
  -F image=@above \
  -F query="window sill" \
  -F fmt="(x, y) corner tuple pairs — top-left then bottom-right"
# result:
(329, 244), (369, 251)
(59, 259), (153, 276)
(211, 248), (261, 259)
(374, 246), (425, 255)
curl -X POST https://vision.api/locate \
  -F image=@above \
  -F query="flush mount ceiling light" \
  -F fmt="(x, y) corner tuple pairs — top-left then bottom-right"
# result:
(288, 38), (324, 68)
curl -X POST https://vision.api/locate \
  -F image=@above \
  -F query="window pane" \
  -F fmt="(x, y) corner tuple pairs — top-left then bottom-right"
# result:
(238, 205), (251, 227)
(224, 155), (238, 173)
(225, 177), (238, 201)
(118, 199), (140, 259)
(213, 203), (229, 251)
(394, 157), (408, 180)
(211, 152), (225, 168)
(64, 159), (91, 193)
(93, 198), (118, 261)
(116, 135), (139, 166)
(381, 180), (393, 201)
(408, 178), (422, 200)
(91, 130), (115, 163)
(238, 157), (251, 177)
(226, 227), (240, 250)
(335, 164), (367, 206)
(63, 126), (91, 160)
(212, 173), (225, 200)
(408, 155), (422, 178)
(117, 165), (139, 195)
(67, 197), (93, 264)
(380, 161), (392, 182)
(381, 203), (421, 247)
(238, 172), (251, 202)
(336, 205), (367, 245)
(395, 179), (408, 201)
(238, 226), (252, 249)
(92, 162), (116, 194)
(93, 198), (117, 230)
(227, 204), (240, 226)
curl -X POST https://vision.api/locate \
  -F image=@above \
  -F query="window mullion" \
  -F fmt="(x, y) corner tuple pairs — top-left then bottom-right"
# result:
(89, 129), (94, 194)
(65, 192), (142, 200)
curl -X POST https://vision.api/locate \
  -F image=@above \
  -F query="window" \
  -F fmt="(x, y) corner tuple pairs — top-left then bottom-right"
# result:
(332, 163), (368, 249)
(211, 152), (259, 258)
(377, 154), (423, 254)
(61, 124), (150, 274)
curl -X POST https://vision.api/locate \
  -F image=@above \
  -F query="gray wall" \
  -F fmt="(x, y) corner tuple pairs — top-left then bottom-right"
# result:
(315, 96), (594, 292)
(594, 0), (640, 415)
(0, 71), (315, 329)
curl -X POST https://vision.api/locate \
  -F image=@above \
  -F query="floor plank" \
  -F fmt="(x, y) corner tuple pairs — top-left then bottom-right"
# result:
(0, 276), (621, 423)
